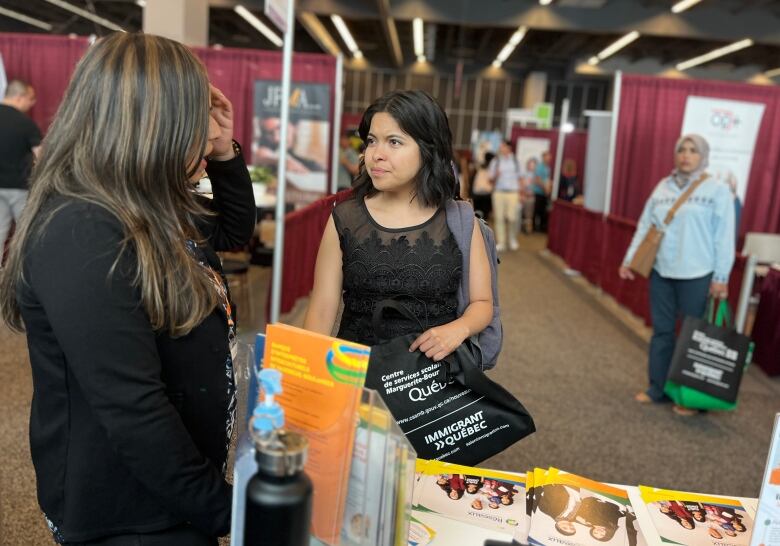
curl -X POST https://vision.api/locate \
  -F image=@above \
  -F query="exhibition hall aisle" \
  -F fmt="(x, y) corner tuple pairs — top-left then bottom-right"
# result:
(1, 235), (778, 544)
(483, 235), (778, 496)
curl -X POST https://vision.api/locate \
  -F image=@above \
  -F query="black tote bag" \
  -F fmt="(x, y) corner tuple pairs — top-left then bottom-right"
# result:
(666, 300), (752, 405)
(364, 300), (535, 466)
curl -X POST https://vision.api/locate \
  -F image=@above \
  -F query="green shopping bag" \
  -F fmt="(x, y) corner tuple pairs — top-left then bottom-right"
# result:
(664, 299), (753, 411)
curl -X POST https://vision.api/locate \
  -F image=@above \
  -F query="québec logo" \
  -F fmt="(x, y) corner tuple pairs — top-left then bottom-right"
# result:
(710, 109), (740, 131)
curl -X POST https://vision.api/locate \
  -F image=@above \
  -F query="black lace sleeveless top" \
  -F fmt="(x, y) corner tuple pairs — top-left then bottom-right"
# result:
(333, 198), (463, 346)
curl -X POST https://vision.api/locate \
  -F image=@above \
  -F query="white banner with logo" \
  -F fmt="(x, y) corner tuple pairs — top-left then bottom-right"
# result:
(681, 96), (765, 202)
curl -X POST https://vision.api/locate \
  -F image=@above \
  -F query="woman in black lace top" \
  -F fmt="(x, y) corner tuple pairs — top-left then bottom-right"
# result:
(304, 90), (492, 362)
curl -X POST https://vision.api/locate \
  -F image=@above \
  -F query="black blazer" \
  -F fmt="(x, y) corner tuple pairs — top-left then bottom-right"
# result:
(18, 154), (255, 542)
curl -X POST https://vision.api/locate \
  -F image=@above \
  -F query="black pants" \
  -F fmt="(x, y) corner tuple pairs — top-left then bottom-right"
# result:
(533, 194), (548, 232)
(63, 524), (218, 546)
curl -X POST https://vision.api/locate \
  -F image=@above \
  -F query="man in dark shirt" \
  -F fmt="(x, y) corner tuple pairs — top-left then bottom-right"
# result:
(0, 79), (41, 254)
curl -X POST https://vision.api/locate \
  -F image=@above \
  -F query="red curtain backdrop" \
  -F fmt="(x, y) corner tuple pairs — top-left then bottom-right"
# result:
(275, 189), (352, 314)
(0, 33), (89, 132)
(341, 112), (363, 132)
(0, 33), (337, 155)
(510, 127), (588, 192)
(612, 75), (780, 238)
(752, 268), (780, 375)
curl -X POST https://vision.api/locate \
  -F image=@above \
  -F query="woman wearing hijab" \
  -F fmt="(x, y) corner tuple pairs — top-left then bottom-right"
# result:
(619, 134), (735, 416)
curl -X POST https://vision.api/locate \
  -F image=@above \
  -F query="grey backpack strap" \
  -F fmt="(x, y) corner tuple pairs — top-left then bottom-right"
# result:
(444, 200), (474, 317)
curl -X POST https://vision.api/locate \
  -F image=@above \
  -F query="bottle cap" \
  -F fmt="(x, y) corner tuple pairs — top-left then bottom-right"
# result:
(255, 430), (309, 477)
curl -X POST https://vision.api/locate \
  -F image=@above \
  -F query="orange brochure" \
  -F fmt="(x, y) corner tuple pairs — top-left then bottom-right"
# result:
(262, 323), (369, 544)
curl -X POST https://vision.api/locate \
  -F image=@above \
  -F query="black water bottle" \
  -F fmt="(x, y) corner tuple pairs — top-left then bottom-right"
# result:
(244, 369), (312, 546)
(244, 430), (312, 546)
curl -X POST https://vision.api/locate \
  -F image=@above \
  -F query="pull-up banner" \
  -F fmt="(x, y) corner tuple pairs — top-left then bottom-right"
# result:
(253, 81), (331, 201)
(682, 96), (765, 202)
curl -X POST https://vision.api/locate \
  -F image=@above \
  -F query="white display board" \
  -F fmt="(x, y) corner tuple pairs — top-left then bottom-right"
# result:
(583, 111), (613, 212)
(515, 137), (550, 171)
(750, 414), (780, 546)
(681, 96), (765, 202)
(0, 53), (6, 99)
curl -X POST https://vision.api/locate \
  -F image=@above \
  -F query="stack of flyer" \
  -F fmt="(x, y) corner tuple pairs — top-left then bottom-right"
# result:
(630, 487), (757, 546)
(410, 460), (527, 545)
(409, 462), (758, 546)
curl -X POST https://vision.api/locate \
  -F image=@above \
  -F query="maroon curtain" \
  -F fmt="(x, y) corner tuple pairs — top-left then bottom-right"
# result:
(752, 267), (780, 375)
(274, 189), (352, 315)
(0, 33), (89, 132)
(510, 127), (588, 192)
(613, 75), (780, 237)
(341, 112), (363, 131)
(547, 201), (604, 285)
(602, 214), (652, 324)
(0, 32), (338, 151)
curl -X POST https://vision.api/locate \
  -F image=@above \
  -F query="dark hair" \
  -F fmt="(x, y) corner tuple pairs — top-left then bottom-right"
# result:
(483, 152), (495, 169)
(677, 517), (695, 529)
(448, 489), (465, 500)
(353, 90), (456, 208)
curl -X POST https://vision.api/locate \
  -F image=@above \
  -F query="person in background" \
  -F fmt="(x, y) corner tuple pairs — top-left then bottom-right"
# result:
(519, 157), (538, 234)
(471, 151), (494, 220)
(489, 140), (522, 251)
(0, 79), (41, 257)
(533, 151), (552, 232)
(337, 131), (360, 190)
(619, 134), (735, 416)
(558, 158), (579, 202)
(0, 33), (255, 545)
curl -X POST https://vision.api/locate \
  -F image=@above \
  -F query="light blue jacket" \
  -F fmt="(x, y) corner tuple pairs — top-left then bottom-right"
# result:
(623, 176), (736, 283)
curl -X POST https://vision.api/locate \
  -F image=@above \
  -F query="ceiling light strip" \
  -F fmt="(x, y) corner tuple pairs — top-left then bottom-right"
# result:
(598, 31), (640, 61)
(42, 0), (124, 32)
(413, 17), (424, 60)
(331, 15), (363, 59)
(0, 6), (52, 31)
(671, 0), (703, 14)
(676, 38), (753, 71)
(235, 5), (283, 47)
(299, 12), (342, 57)
(491, 26), (527, 68)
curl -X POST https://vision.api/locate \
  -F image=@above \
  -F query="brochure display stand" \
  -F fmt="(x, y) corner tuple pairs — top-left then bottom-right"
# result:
(230, 327), (415, 546)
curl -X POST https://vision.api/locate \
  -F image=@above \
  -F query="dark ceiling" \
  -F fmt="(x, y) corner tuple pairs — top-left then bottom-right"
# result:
(1, 0), (780, 75)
